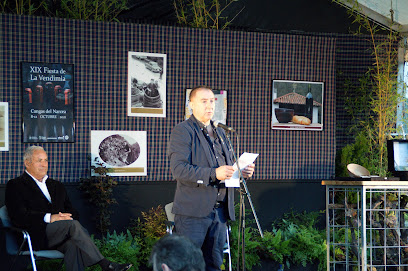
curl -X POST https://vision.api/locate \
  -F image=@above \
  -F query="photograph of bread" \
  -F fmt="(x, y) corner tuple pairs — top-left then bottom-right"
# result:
(271, 80), (324, 131)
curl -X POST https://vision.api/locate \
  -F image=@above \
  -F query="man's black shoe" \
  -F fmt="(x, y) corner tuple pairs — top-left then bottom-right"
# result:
(107, 262), (133, 271)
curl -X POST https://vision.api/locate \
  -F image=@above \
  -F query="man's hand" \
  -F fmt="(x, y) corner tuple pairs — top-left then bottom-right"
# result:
(242, 163), (255, 179)
(216, 165), (235, 180)
(50, 212), (73, 223)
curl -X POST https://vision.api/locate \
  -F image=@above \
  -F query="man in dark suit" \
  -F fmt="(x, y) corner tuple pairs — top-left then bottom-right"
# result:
(5, 146), (132, 271)
(168, 86), (255, 271)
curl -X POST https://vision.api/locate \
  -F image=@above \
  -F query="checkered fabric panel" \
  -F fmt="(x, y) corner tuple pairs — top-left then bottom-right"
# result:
(0, 14), (337, 183)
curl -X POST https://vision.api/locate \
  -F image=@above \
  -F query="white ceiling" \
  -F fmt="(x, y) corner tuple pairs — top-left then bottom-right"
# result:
(336, 0), (408, 34)
(358, 0), (408, 24)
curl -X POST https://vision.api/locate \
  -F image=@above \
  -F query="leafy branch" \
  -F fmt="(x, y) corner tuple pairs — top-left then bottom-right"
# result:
(174, 0), (244, 30)
(1, 0), (128, 22)
(0, 0), (45, 15)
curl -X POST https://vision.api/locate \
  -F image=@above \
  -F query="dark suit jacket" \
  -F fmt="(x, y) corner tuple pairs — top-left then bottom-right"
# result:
(5, 172), (79, 249)
(168, 116), (235, 220)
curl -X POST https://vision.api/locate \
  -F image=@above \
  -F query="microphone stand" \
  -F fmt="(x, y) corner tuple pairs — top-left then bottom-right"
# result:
(224, 130), (263, 271)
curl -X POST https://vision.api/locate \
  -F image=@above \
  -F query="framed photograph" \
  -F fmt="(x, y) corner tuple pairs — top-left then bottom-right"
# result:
(0, 102), (9, 151)
(184, 89), (227, 124)
(21, 62), (75, 142)
(128, 51), (166, 117)
(90, 130), (147, 176)
(271, 80), (324, 131)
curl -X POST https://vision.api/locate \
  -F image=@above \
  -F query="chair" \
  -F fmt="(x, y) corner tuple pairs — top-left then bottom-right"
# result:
(164, 202), (175, 234)
(164, 202), (232, 271)
(0, 205), (64, 271)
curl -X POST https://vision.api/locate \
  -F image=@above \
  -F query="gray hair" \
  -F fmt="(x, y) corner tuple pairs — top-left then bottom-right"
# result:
(23, 146), (45, 162)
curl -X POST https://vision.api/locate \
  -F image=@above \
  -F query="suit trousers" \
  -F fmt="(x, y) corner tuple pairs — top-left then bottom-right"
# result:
(174, 206), (227, 271)
(46, 220), (104, 271)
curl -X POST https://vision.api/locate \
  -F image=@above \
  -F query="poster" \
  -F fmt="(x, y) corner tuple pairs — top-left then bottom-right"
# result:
(184, 89), (227, 124)
(90, 130), (147, 176)
(0, 102), (8, 151)
(128, 52), (166, 117)
(271, 80), (324, 131)
(21, 62), (75, 142)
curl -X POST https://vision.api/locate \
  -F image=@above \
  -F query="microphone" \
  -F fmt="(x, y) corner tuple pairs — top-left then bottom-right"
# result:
(214, 121), (235, 132)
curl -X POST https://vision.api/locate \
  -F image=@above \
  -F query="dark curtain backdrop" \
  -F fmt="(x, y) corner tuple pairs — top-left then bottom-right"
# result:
(0, 14), (338, 183)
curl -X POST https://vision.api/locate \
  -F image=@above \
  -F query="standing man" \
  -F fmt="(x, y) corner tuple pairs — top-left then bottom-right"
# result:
(5, 146), (132, 271)
(168, 86), (255, 271)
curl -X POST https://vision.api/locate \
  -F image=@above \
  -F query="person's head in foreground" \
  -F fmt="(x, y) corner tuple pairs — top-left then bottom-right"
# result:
(150, 234), (205, 271)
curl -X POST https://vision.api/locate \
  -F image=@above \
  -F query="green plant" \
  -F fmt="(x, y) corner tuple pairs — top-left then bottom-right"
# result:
(129, 205), (167, 265)
(0, 0), (45, 15)
(336, 130), (379, 177)
(173, 0), (244, 30)
(229, 203), (262, 270)
(88, 230), (140, 271)
(34, 230), (140, 271)
(0, 0), (128, 21)
(334, 0), (407, 177)
(259, 230), (291, 264)
(44, 0), (128, 22)
(230, 204), (326, 270)
(140, 205), (168, 239)
(79, 157), (118, 235)
(230, 221), (261, 270)
(259, 210), (327, 270)
(284, 222), (326, 270)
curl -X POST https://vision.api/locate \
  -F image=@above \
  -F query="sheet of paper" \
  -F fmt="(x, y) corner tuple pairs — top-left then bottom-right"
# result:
(225, 152), (259, 187)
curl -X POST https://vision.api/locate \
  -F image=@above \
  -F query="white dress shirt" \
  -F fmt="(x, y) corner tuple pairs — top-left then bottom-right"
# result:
(26, 171), (52, 223)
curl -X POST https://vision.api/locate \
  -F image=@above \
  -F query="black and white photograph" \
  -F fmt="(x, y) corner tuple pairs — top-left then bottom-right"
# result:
(0, 102), (8, 151)
(184, 88), (228, 124)
(271, 80), (324, 131)
(127, 51), (166, 117)
(21, 62), (75, 142)
(91, 130), (147, 176)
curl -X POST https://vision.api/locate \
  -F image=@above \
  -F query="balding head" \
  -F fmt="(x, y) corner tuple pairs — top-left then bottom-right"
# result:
(189, 86), (213, 102)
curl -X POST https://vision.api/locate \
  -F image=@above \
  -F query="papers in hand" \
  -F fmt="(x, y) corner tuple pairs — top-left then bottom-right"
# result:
(225, 152), (259, 187)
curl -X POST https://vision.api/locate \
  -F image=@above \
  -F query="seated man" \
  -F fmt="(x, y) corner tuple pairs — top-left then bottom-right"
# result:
(150, 234), (205, 271)
(5, 146), (132, 271)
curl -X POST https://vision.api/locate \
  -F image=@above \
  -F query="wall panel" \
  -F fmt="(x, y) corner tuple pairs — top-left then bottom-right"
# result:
(0, 14), (336, 183)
